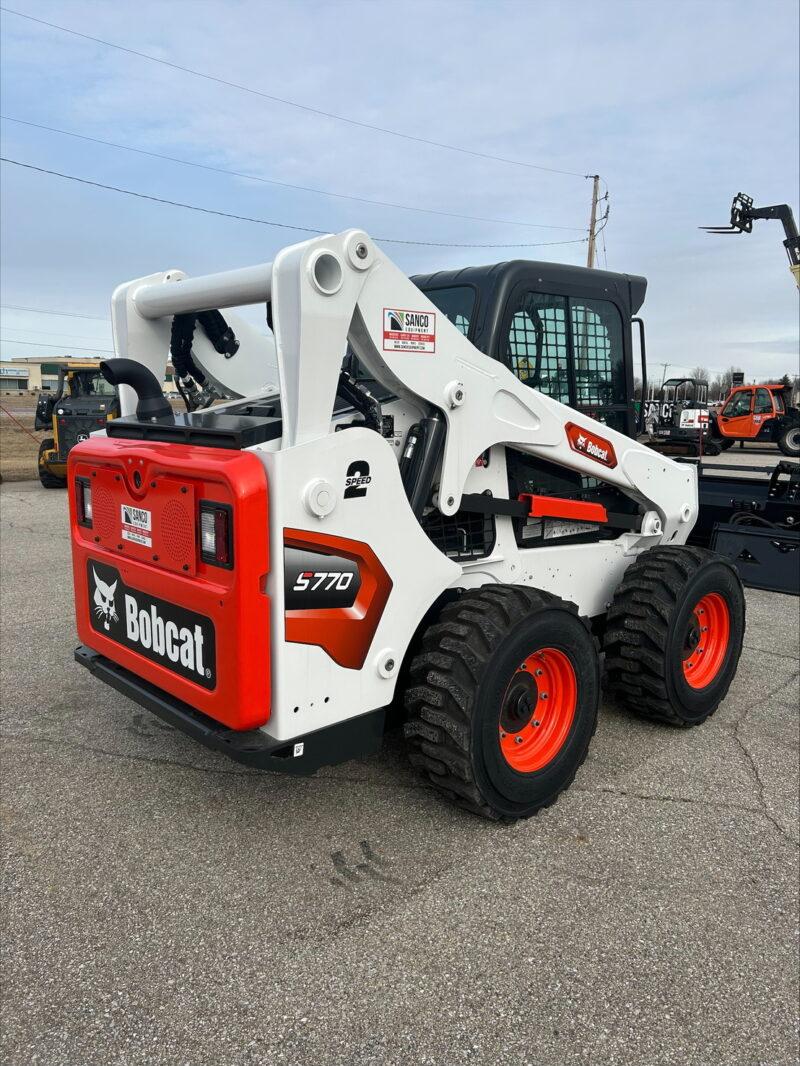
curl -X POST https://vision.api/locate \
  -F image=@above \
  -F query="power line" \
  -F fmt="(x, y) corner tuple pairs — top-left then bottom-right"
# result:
(1, 117), (588, 233)
(1, 304), (108, 320)
(1, 6), (590, 179)
(0, 158), (589, 250)
(2, 326), (111, 341)
(0, 338), (114, 352)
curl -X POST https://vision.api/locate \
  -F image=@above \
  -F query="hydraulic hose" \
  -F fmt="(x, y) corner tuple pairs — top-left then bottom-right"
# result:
(408, 412), (446, 519)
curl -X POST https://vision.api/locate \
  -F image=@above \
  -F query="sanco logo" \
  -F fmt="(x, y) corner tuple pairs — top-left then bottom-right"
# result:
(565, 422), (618, 468)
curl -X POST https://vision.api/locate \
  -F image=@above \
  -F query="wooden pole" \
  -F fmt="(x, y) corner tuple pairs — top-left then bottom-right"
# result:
(586, 175), (600, 268)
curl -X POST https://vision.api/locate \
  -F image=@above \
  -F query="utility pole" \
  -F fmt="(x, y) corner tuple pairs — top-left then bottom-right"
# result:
(660, 363), (670, 387)
(586, 174), (600, 268)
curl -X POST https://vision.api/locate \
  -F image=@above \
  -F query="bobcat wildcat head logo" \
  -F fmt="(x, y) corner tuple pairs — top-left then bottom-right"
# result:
(565, 422), (618, 469)
(93, 568), (119, 631)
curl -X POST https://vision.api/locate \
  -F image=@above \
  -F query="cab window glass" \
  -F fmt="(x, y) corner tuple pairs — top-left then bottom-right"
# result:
(754, 388), (772, 414)
(505, 293), (570, 403)
(68, 374), (116, 397)
(422, 286), (475, 337)
(723, 390), (752, 417)
(571, 298), (626, 407)
(774, 392), (785, 412)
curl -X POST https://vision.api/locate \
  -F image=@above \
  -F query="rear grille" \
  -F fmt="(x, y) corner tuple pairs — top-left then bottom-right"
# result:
(422, 510), (495, 562)
(93, 486), (116, 539)
(160, 499), (194, 564)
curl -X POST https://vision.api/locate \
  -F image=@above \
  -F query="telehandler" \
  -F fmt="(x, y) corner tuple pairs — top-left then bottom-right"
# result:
(709, 383), (799, 457)
(67, 231), (746, 821)
(35, 362), (120, 487)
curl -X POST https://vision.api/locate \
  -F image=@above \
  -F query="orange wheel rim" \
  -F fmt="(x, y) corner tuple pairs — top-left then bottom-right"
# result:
(682, 592), (730, 689)
(499, 648), (577, 772)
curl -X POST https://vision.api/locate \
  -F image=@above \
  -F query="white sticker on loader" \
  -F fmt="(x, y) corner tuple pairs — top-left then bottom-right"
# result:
(121, 504), (152, 547)
(544, 519), (599, 540)
(383, 308), (436, 354)
(679, 409), (709, 429)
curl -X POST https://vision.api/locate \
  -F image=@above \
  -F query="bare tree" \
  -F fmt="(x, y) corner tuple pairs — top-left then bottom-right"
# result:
(708, 366), (744, 401)
(690, 365), (709, 382)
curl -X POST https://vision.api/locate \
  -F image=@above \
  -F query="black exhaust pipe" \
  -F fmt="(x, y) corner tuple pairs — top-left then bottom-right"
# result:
(100, 358), (173, 422)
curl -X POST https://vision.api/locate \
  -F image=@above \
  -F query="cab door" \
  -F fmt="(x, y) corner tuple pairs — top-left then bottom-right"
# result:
(751, 387), (776, 437)
(497, 287), (634, 436)
(719, 388), (755, 438)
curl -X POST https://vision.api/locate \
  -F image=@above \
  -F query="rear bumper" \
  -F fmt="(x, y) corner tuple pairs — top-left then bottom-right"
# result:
(75, 644), (386, 775)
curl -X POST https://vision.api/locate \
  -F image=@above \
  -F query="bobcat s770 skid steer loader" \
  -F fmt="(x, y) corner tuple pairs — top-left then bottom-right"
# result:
(68, 230), (745, 821)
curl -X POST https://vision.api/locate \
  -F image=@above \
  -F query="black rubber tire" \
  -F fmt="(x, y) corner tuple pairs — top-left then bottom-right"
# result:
(702, 440), (721, 457)
(603, 546), (745, 727)
(403, 585), (599, 822)
(718, 439), (735, 451)
(37, 438), (67, 489)
(777, 423), (800, 458)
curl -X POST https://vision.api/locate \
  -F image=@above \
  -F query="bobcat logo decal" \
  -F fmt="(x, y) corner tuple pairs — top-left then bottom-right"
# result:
(92, 568), (119, 631)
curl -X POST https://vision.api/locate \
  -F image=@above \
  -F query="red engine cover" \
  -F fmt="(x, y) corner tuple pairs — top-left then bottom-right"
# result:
(68, 437), (270, 731)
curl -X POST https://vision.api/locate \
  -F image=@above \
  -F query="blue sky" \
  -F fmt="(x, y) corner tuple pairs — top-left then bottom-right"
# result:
(1, 0), (798, 385)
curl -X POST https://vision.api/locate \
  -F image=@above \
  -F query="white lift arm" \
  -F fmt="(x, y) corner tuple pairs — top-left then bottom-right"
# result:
(110, 229), (697, 542)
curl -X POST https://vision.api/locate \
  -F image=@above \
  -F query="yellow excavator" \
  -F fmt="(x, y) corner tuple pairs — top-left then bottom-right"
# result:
(35, 363), (120, 487)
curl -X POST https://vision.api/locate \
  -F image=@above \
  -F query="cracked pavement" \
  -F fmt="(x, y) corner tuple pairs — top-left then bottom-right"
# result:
(1, 480), (798, 1066)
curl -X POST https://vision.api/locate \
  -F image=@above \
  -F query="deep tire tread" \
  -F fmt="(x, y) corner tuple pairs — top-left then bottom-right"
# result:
(603, 545), (742, 727)
(37, 437), (66, 489)
(404, 586), (594, 822)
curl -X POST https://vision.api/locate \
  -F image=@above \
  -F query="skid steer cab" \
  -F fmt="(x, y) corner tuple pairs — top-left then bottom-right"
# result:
(35, 363), (120, 487)
(709, 384), (800, 457)
(68, 230), (746, 823)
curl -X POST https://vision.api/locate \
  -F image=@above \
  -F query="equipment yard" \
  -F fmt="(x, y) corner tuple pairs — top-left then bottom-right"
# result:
(1, 479), (797, 1066)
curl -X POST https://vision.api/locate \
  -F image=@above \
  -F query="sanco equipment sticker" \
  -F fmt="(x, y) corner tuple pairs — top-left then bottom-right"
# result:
(121, 503), (152, 547)
(383, 308), (436, 353)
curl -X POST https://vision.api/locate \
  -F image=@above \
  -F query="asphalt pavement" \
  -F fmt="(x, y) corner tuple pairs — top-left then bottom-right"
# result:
(1, 480), (798, 1066)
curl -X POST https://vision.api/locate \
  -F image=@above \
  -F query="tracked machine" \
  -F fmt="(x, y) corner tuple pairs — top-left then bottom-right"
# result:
(67, 231), (746, 821)
(646, 376), (716, 456)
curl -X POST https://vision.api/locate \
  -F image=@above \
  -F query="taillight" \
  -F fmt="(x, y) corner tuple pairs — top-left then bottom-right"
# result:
(199, 501), (233, 568)
(75, 477), (93, 527)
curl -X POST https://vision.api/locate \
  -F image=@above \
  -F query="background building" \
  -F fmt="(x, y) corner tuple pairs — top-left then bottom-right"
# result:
(1, 355), (176, 393)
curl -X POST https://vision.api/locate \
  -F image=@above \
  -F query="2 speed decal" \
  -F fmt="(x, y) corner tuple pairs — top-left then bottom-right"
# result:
(344, 459), (371, 500)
